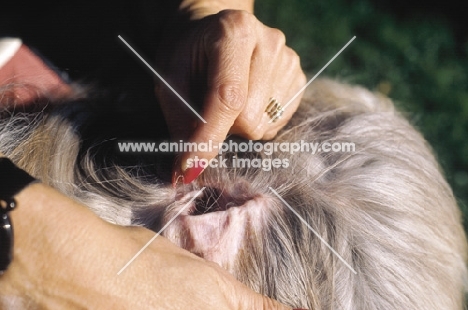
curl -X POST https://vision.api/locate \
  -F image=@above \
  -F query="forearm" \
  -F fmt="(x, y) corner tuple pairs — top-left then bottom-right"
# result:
(179, 0), (254, 19)
(0, 156), (256, 309)
(0, 153), (124, 307)
(0, 181), (107, 307)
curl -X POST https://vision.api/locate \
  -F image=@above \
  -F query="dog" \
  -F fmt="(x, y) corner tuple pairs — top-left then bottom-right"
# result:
(1, 78), (466, 309)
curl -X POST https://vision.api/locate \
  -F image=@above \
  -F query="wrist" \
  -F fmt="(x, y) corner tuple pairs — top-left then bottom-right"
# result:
(179, 0), (254, 20)
(0, 158), (37, 274)
(1, 182), (113, 306)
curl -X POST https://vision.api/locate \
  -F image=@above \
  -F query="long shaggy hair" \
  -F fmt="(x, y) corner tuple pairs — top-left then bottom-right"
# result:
(1, 79), (467, 309)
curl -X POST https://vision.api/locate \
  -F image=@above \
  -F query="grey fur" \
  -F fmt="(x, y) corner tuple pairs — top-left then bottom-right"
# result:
(0, 79), (466, 309)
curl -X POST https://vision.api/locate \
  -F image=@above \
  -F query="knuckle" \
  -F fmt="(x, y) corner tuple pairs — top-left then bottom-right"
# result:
(299, 70), (307, 85)
(242, 122), (264, 140)
(245, 130), (264, 141)
(283, 48), (303, 76)
(217, 83), (247, 113)
(293, 67), (307, 88)
(263, 130), (278, 141)
(287, 48), (301, 66)
(218, 10), (255, 38)
(241, 108), (260, 125)
(264, 28), (286, 55)
(270, 28), (286, 46)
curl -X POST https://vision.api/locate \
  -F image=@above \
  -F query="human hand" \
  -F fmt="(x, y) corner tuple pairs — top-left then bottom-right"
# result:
(0, 182), (293, 309)
(154, 8), (306, 184)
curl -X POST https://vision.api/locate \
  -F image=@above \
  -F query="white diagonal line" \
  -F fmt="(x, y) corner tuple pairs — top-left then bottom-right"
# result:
(269, 35), (357, 123)
(269, 187), (357, 274)
(118, 35), (207, 123)
(117, 187), (206, 275)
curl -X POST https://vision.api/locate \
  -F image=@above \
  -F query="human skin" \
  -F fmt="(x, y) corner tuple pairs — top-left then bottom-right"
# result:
(0, 153), (294, 309)
(155, 0), (306, 184)
(0, 0), (305, 306)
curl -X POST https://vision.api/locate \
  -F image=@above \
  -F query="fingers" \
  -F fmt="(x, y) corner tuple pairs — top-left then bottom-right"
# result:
(228, 27), (286, 140)
(235, 43), (305, 141)
(262, 55), (307, 140)
(171, 10), (306, 185)
(177, 11), (256, 183)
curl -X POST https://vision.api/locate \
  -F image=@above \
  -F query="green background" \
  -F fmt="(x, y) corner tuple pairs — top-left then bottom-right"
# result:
(255, 0), (468, 231)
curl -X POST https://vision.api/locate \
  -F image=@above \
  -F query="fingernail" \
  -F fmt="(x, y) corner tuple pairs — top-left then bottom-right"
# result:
(172, 156), (183, 188)
(172, 169), (183, 188)
(183, 165), (205, 184)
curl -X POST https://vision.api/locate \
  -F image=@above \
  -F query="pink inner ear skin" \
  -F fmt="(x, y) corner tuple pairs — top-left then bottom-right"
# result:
(162, 194), (269, 272)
